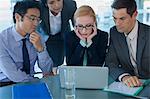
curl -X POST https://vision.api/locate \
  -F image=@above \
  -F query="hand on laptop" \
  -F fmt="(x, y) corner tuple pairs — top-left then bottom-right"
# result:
(122, 75), (143, 87)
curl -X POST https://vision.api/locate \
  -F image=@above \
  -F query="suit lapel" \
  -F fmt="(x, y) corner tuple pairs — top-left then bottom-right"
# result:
(61, 6), (68, 32)
(118, 33), (132, 65)
(136, 23), (146, 66)
(43, 7), (50, 34)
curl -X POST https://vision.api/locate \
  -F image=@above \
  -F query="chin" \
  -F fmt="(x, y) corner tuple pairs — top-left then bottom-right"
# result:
(117, 29), (124, 33)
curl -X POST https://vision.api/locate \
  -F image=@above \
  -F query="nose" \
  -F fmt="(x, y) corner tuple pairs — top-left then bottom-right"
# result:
(33, 20), (39, 26)
(54, 2), (60, 9)
(115, 19), (121, 26)
(81, 28), (87, 34)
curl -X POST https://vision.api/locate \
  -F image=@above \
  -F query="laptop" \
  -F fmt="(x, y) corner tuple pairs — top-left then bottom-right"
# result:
(58, 66), (108, 89)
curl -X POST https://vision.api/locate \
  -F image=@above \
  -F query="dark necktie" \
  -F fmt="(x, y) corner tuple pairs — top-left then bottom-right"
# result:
(126, 37), (138, 76)
(83, 49), (87, 66)
(22, 39), (30, 74)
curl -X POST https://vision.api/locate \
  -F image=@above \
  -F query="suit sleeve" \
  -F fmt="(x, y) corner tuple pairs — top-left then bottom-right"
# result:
(105, 29), (126, 81)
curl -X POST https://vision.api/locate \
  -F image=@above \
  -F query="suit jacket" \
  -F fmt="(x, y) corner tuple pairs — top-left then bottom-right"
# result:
(105, 22), (150, 81)
(38, 0), (77, 67)
(65, 29), (108, 66)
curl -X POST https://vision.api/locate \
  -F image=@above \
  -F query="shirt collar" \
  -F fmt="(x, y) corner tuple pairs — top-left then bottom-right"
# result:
(124, 20), (138, 40)
(12, 25), (29, 42)
(49, 11), (61, 17)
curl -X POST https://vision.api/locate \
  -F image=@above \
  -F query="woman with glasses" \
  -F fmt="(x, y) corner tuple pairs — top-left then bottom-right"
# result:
(65, 5), (108, 66)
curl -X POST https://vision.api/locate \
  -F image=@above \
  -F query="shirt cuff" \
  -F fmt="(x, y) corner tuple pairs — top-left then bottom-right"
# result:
(118, 73), (130, 82)
(80, 40), (93, 48)
(80, 39), (86, 47)
(86, 40), (92, 48)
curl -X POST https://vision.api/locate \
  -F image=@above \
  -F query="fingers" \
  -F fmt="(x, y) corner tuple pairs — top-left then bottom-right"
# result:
(87, 26), (97, 43)
(29, 32), (40, 43)
(123, 76), (142, 87)
(74, 28), (85, 41)
(29, 32), (43, 52)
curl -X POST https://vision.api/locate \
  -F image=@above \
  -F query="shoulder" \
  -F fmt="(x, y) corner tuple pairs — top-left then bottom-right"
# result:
(0, 26), (14, 45)
(0, 26), (13, 38)
(109, 26), (121, 37)
(66, 30), (76, 37)
(110, 26), (117, 33)
(65, 30), (77, 42)
(97, 29), (108, 37)
(139, 22), (150, 30)
(63, 0), (77, 11)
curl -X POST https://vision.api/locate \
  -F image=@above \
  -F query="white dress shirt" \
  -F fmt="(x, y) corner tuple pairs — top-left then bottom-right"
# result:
(119, 21), (139, 81)
(49, 11), (61, 35)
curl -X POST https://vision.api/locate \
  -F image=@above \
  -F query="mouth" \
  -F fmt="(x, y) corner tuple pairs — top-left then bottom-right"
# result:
(54, 8), (61, 12)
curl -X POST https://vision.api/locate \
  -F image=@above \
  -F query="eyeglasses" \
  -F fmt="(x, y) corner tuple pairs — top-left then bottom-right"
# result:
(75, 24), (94, 30)
(25, 15), (42, 24)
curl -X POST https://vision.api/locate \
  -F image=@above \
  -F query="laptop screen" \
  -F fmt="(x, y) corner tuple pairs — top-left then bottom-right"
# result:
(58, 66), (108, 89)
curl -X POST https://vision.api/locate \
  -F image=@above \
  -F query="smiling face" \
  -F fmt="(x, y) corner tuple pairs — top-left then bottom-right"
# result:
(16, 8), (40, 36)
(112, 8), (137, 34)
(47, 0), (63, 15)
(75, 15), (95, 39)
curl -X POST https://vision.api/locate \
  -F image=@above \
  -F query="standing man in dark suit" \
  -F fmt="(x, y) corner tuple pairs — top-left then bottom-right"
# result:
(38, 0), (77, 70)
(65, 5), (108, 66)
(105, 0), (150, 87)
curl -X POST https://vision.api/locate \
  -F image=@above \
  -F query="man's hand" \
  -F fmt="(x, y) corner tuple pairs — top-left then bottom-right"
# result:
(86, 23), (97, 43)
(122, 75), (142, 87)
(29, 32), (44, 52)
(43, 71), (55, 77)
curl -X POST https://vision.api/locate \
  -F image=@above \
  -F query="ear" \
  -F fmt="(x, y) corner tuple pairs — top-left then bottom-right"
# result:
(15, 13), (22, 22)
(133, 10), (138, 18)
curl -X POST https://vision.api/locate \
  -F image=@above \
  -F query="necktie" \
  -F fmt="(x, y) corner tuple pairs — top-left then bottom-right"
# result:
(83, 49), (87, 66)
(22, 39), (30, 74)
(126, 37), (138, 75)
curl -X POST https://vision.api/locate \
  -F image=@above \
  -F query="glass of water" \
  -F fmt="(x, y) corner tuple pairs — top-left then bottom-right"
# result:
(64, 68), (75, 99)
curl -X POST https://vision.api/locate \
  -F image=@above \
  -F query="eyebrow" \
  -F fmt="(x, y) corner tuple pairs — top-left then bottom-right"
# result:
(30, 15), (40, 18)
(113, 16), (126, 20)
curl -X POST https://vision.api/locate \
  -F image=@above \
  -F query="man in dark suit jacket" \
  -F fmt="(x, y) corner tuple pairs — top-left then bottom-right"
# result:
(105, 0), (150, 87)
(65, 5), (108, 66)
(38, 0), (77, 68)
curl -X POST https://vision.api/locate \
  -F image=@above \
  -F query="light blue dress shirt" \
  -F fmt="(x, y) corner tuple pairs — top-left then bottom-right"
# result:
(0, 26), (53, 82)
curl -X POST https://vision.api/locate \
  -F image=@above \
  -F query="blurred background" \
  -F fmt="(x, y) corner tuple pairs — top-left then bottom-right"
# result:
(0, 0), (150, 33)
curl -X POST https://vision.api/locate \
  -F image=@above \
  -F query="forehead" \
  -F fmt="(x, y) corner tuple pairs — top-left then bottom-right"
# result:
(76, 15), (94, 24)
(112, 8), (129, 18)
(26, 8), (40, 16)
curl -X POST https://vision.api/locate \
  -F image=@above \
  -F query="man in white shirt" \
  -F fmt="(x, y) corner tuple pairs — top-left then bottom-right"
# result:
(105, 0), (150, 87)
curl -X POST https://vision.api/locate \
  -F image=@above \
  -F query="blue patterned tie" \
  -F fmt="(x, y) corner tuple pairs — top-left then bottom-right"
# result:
(22, 39), (30, 74)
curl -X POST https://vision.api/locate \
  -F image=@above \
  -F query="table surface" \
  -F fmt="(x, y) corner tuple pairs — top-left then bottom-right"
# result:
(0, 75), (149, 99)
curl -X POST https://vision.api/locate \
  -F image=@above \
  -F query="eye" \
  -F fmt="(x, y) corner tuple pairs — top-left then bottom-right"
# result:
(86, 24), (93, 27)
(120, 17), (126, 20)
(30, 17), (36, 21)
(48, 1), (54, 5)
(78, 25), (83, 28)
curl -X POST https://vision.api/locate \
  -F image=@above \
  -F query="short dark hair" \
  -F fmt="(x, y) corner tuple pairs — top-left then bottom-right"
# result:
(111, 0), (137, 17)
(13, 0), (41, 23)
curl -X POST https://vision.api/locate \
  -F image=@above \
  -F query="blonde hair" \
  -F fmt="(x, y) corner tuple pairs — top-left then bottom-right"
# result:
(74, 5), (96, 24)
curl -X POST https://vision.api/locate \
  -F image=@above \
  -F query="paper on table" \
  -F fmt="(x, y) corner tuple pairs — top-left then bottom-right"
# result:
(104, 81), (145, 96)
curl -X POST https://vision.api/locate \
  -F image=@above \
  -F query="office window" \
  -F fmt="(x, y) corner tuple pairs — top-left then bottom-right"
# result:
(74, 0), (150, 32)
(0, 0), (150, 32)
